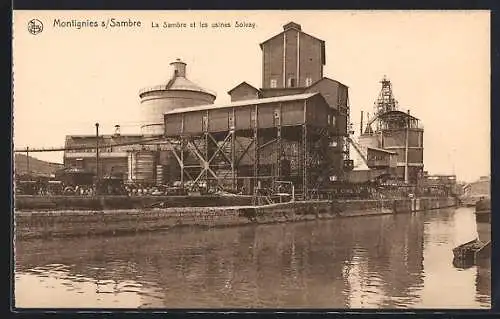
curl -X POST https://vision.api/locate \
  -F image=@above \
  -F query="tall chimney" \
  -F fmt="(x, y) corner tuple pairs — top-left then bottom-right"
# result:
(170, 58), (187, 78)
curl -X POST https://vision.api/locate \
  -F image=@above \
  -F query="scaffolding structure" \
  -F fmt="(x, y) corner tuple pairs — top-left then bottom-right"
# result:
(373, 75), (399, 131)
(359, 76), (424, 184)
(162, 94), (342, 200)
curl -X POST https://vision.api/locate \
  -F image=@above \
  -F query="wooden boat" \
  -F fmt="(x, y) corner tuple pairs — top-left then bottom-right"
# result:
(453, 197), (491, 266)
(475, 197), (491, 244)
(452, 238), (490, 267)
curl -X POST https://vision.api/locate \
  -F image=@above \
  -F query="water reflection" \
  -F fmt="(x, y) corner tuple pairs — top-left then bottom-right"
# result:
(15, 207), (490, 309)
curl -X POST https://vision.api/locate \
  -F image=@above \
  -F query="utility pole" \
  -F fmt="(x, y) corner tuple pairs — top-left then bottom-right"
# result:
(95, 123), (100, 194)
(26, 146), (30, 179)
(360, 110), (364, 136)
(404, 110), (410, 184)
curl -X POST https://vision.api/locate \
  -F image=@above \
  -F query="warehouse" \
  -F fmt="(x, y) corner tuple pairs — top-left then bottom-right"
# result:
(163, 92), (341, 197)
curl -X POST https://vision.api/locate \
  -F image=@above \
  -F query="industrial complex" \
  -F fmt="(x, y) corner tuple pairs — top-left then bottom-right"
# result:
(17, 21), (461, 198)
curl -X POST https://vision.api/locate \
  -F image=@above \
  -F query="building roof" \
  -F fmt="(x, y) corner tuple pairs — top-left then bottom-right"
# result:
(139, 77), (216, 97)
(307, 77), (349, 89)
(165, 92), (320, 115)
(259, 22), (326, 66)
(377, 110), (419, 121)
(67, 134), (144, 139)
(139, 59), (216, 97)
(367, 147), (397, 155)
(227, 81), (261, 94)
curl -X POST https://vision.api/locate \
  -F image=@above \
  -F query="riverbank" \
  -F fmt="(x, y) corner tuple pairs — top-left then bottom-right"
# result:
(15, 197), (457, 239)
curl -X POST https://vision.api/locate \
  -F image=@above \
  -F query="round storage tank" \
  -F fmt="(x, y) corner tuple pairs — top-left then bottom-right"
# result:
(156, 165), (165, 186)
(139, 59), (216, 136)
(127, 152), (137, 182)
(135, 151), (156, 184)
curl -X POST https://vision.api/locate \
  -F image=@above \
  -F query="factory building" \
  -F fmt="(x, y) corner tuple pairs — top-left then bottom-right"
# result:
(63, 131), (162, 181)
(162, 22), (351, 197)
(353, 77), (424, 184)
(163, 92), (339, 196)
(61, 22), (425, 196)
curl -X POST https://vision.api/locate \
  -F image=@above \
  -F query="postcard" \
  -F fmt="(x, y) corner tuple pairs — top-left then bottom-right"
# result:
(12, 10), (491, 309)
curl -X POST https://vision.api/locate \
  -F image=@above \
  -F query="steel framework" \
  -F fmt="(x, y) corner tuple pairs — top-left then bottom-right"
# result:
(163, 121), (335, 200)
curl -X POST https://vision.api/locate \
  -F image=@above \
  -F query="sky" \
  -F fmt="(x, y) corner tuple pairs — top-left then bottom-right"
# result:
(12, 10), (490, 182)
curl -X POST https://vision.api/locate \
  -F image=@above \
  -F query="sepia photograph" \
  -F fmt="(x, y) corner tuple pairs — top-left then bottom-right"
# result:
(12, 10), (490, 309)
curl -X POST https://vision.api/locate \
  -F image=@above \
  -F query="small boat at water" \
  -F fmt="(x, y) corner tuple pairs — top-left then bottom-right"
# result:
(452, 197), (491, 266)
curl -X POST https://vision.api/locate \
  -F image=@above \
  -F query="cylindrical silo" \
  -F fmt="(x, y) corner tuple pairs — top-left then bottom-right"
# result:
(127, 152), (137, 182)
(139, 58), (217, 136)
(156, 164), (165, 186)
(379, 111), (424, 183)
(135, 151), (156, 184)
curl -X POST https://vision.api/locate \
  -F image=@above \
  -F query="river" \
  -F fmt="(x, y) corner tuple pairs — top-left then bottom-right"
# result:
(14, 207), (490, 309)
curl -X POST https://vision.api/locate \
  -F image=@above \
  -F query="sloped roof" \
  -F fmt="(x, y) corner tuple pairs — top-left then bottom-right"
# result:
(367, 147), (397, 155)
(307, 77), (349, 89)
(378, 110), (419, 121)
(227, 81), (261, 94)
(165, 92), (321, 115)
(139, 76), (216, 97)
(139, 59), (216, 97)
(259, 22), (325, 49)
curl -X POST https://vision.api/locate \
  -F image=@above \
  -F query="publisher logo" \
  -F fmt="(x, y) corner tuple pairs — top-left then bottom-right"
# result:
(28, 19), (43, 35)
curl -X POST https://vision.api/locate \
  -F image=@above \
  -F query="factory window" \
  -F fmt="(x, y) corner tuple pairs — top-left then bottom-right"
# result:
(287, 77), (296, 88)
(327, 115), (332, 125)
(331, 116), (336, 127)
(270, 79), (277, 88)
(305, 77), (313, 86)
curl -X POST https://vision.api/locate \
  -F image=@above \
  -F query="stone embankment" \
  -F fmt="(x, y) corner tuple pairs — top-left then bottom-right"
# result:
(15, 197), (457, 240)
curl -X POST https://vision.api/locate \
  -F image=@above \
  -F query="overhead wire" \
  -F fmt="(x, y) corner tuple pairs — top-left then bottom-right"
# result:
(13, 136), (169, 153)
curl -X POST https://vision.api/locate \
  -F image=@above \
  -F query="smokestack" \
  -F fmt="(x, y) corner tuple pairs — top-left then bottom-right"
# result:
(360, 111), (364, 135)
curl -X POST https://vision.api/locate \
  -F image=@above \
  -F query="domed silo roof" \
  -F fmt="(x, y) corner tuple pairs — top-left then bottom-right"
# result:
(139, 59), (216, 136)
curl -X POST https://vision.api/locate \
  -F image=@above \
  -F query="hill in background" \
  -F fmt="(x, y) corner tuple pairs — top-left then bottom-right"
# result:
(14, 154), (63, 177)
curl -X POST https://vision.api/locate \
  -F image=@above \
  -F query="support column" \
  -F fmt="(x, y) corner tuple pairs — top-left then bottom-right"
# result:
(204, 132), (209, 190)
(276, 103), (283, 187)
(405, 110), (410, 184)
(231, 129), (236, 192)
(253, 105), (259, 199)
(180, 137), (185, 187)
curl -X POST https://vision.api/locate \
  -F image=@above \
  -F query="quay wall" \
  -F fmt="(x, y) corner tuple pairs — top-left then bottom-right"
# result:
(15, 197), (457, 240)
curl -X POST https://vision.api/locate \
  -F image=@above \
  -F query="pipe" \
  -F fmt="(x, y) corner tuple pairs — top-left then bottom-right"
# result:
(404, 110), (410, 184)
